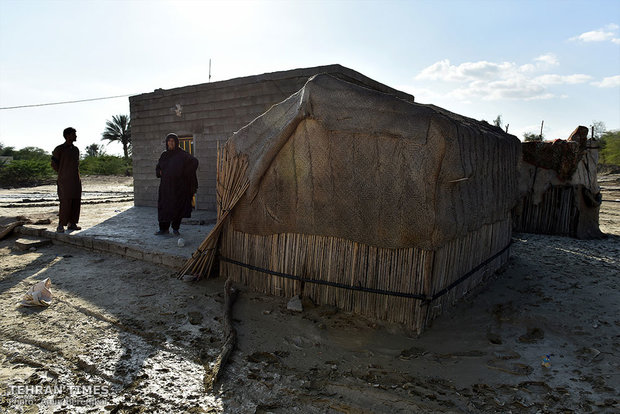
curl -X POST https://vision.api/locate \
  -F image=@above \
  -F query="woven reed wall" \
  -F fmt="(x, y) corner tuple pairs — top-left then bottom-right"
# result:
(220, 217), (511, 332)
(513, 186), (578, 236)
(426, 217), (512, 323)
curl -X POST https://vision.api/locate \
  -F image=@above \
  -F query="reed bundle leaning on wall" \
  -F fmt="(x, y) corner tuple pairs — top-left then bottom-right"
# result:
(177, 144), (248, 280)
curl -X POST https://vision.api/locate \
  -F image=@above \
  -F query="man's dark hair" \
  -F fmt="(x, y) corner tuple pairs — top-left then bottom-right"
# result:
(63, 127), (76, 139)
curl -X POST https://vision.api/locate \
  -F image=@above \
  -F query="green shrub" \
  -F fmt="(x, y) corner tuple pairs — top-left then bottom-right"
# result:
(598, 130), (620, 166)
(0, 159), (55, 187)
(13, 147), (50, 161)
(524, 132), (543, 142)
(80, 155), (132, 176)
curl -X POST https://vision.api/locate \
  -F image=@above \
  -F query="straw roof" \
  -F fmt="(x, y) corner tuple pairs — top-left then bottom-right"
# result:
(226, 74), (521, 250)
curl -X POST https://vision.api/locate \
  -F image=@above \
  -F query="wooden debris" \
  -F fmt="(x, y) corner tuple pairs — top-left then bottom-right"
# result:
(0, 221), (24, 240)
(203, 278), (238, 391)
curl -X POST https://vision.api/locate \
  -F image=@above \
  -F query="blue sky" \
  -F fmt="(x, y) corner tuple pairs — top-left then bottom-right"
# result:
(1, 0), (619, 156)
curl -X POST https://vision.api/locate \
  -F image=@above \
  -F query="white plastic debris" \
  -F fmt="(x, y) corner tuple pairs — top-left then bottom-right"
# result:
(20, 278), (52, 307)
(177, 238), (185, 247)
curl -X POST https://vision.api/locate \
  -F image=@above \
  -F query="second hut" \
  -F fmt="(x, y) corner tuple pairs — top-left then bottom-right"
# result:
(513, 126), (603, 239)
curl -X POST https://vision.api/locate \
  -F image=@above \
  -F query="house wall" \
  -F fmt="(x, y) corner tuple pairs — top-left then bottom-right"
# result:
(129, 64), (414, 211)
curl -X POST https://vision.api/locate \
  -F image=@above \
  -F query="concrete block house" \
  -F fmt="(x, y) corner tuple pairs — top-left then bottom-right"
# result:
(129, 64), (414, 211)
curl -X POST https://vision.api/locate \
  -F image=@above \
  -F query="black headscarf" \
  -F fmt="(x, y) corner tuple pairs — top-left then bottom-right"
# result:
(165, 133), (179, 150)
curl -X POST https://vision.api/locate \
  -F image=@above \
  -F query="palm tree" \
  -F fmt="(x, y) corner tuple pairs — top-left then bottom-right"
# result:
(85, 143), (105, 158)
(102, 114), (131, 159)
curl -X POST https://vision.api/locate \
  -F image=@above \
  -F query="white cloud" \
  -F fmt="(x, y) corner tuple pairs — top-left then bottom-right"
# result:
(570, 23), (620, 43)
(575, 30), (613, 42)
(534, 74), (592, 85)
(533, 54), (559, 67)
(450, 79), (554, 101)
(413, 54), (590, 101)
(592, 75), (620, 88)
(416, 59), (517, 82)
(416, 54), (560, 83)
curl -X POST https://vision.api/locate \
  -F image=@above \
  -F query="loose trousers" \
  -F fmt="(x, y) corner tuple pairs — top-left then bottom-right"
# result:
(159, 218), (182, 232)
(59, 198), (81, 226)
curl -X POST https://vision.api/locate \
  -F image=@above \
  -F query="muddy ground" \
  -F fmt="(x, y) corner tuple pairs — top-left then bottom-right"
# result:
(0, 175), (619, 413)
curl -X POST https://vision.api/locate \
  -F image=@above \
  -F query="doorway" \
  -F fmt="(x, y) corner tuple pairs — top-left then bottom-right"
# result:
(178, 136), (196, 208)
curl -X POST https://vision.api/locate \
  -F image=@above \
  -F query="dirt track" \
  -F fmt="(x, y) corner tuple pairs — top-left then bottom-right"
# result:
(0, 175), (618, 413)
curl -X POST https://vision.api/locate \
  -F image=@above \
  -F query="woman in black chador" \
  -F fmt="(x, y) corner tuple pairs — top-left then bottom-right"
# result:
(155, 133), (198, 235)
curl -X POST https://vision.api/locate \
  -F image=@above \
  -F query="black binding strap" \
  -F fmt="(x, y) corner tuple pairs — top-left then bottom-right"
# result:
(219, 240), (512, 303)
(428, 240), (512, 300)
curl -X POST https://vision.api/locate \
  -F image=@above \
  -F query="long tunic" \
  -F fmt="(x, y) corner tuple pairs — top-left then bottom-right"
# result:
(51, 142), (81, 199)
(156, 148), (198, 222)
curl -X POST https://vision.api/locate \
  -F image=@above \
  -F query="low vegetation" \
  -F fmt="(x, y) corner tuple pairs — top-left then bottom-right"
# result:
(0, 144), (131, 188)
(523, 132), (543, 142)
(598, 129), (620, 166)
(0, 145), (54, 187)
(80, 155), (132, 176)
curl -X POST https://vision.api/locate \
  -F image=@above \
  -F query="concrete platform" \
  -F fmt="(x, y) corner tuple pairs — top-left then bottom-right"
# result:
(14, 207), (217, 270)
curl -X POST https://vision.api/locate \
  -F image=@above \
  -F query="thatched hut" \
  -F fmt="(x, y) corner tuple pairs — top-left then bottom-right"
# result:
(513, 126), (603, 239)
(181, 74), (521, 333)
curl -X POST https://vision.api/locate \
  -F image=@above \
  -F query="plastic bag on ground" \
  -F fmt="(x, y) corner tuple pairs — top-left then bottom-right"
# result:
(20, 278), (52, 307)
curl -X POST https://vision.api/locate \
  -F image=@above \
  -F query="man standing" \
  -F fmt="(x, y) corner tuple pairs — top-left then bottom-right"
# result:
(156, 133), (198, 235)
(51, 127), (82, 233)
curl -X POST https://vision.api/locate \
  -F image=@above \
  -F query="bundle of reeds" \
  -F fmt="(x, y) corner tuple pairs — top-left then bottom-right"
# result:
(177, 144), (249, 280)
(513, 186), (578, 236)
(219, 217), (512, 333)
